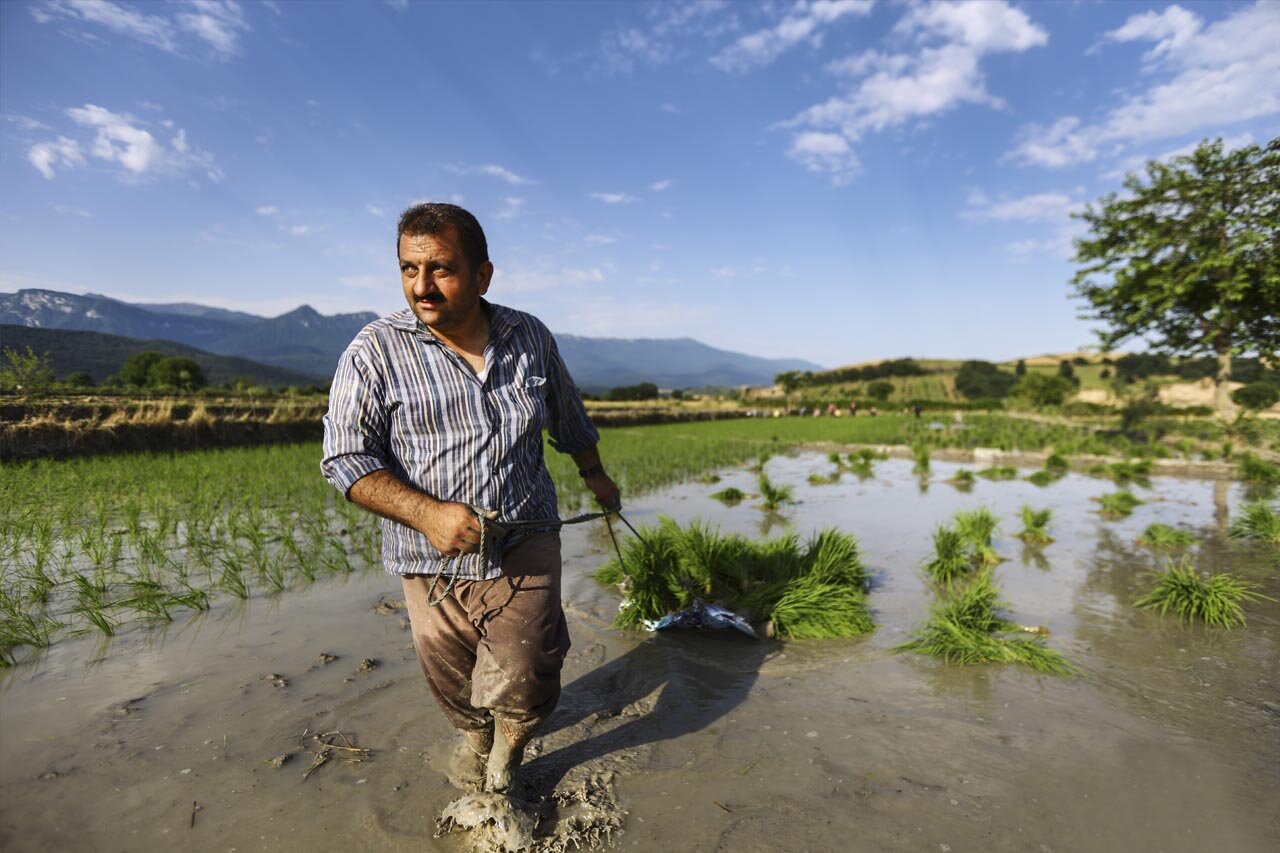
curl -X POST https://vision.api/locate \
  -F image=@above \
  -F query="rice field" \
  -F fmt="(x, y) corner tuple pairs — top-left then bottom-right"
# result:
(2, 412), (1278, 666)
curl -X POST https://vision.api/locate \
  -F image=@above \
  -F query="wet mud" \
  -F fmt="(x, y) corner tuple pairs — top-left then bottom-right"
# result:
(2, 454), (1278, 851)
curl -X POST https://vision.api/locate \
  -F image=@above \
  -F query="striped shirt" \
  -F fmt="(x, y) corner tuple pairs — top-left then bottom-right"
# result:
(321, 300), (599, 579)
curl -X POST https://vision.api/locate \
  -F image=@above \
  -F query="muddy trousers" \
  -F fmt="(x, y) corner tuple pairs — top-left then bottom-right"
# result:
(401, 532), (571, 749)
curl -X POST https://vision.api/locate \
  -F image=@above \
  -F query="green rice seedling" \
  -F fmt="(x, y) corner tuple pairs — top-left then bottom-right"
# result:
(954, 508), (1001, 565)
(216, 559), (250, 600)
(122, 579), (172, 622)
(594, 519), (871, 639)
(923, 527), (973, 584)
(749, 451), (773, 473)
(0, 606), (59, 666)
(912, 443), (930, 474)
(827, 451), (844, 468)
(1016, 506), (1054, 545)
(1109, 458), (1153, 483)
(168, 581), (211, 612)
(710, 487), (746, 504)
(1229, 501), (1280, 543)
(977, 466), (1018, 480)
(1044, 453), (1069, 472)
(950, 469), (976, 487)
(757, 474), (793, 511)
(1135, 558), (1271, 628)
(74, 604), (116, 637)
(1136, 523), (1198, 550)
(1098, 491), (1143, 518)
(1027, 469), (1064, 487)
(1238, 453), (1280, 485)
(807, 473), (839, 486)
(896, 573), (1077, 676)
(697, 473), (721, 485)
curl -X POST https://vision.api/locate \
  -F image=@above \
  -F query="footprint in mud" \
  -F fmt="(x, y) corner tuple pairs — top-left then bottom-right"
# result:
(435, 774), (623, 853)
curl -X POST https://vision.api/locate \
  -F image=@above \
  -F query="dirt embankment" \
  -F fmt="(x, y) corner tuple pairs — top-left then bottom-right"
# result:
(0, 397), (751, 461)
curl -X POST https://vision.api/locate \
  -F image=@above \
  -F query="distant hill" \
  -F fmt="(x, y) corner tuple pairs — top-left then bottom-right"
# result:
(1, 289), (376, 377)
(0, 325), (326, 388)
(555, 334), (821, 392)
(1, 289), (823, 390)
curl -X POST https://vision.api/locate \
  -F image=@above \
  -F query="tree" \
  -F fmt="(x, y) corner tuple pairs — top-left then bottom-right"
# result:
(1014, 373), (1076, 407)
(1057, 360), (1080, 387)
(1232, 382), (1279, 411)
(148, 357), (206, 391)
(955, 360), (1016, 399)
(1015, 359), (1027, 377)
(118, 351), (166, 387)
(0, 346), (56, 393)
(866, 380), (894, 400)
(1071, 137), (1280, 418)
(605, 382), (659, 401)
(64, 370), (95, 388)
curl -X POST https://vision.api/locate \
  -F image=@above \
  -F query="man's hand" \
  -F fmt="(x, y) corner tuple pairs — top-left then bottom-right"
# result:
(418, 500), (487, 556)
(585, 471), (621, 512)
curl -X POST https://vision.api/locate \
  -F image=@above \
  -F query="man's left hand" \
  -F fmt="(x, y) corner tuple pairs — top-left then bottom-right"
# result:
(585, 472), (621, 512)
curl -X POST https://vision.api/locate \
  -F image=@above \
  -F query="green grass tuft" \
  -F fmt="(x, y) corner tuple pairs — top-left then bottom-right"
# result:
(896, 573), (1077, 676)
(977, 466), (1017, 480)
(593, 519), (872, 640)
(1136, 523), (1198, 550)
(757, 473), (794, 511)
(1238, 453), (1280, 485)
(1134, 558), (1271, 628)
(1016, 506), (1054, 545)
(710, 487), (746, 504)
(1229, 501), (1280, 543)
(1098, 491), (1143, 518)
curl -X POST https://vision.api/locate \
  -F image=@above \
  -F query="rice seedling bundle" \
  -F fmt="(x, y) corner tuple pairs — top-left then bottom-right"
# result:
(1044, 453), (1069, 472)
(896, 573), (1077, 676)
(1134, 558), (1271, 628)
(977, 466), (1017, 480)
(954, 508), (1001, 565)
(1136, 523), (1198, 550)
(757, 474), (794, 511)
(1098, 491), (1143, 518)
(1238, 453), (1280, 485)
(1027, 469), (1064, 487)
(923, 527), (973, 583)
(594, 518), (872, 640)
(1228, 502), (1280, 544)
(950, 469), (976, 486)
(710, 487), (746, 504)
(1016, 506), (1054, 545)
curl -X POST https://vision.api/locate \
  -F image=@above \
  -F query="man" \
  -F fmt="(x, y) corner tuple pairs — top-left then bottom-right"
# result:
(321, 203), (619, 795)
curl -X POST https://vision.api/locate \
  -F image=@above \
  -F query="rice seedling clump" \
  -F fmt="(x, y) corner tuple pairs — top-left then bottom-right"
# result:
(1134, 558), (1271, 628)
(896, 573), (1077, 676)
(1098, 491), (1143, 518)
(593, 518), (872, 640)
(977, 466), (1017, 480)
(1238, 453), (1280, 485)
(710, 487), (746, 504)
(1229, 502), (1280, 544)
(1136, 523), (1198, 550)
(1016, 506), (1054, 545)
(757, 473), (794, 511)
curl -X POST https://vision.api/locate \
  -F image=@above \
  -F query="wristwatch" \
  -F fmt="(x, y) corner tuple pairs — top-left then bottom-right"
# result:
(578, 463), (605, 478)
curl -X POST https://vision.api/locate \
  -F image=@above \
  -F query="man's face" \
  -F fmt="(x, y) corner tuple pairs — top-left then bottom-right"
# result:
(399, 227), (492, 333)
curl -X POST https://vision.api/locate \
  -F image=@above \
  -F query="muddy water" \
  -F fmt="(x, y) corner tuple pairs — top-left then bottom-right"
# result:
(2, 454), (1278, 852)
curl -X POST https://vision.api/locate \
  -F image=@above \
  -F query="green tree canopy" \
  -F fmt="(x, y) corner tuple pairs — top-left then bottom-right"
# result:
(1072, 137), (1280, 417)
(118, 351), (166, 387)
(1013, 373), (1076, 407)
(0, 346), (56, 393)
(955, 361), (1016, 400)
(148, 357), (206, 391)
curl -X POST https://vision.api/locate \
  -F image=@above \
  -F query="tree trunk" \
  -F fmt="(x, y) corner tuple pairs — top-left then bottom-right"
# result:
(1215, 347), (1237, 420)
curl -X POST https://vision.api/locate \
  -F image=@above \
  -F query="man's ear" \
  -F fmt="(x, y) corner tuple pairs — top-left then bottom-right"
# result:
(476, 261), (494, 295)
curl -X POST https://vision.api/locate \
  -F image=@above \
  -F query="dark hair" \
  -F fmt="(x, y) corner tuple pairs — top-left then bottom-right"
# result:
(396, 203), (489, 270)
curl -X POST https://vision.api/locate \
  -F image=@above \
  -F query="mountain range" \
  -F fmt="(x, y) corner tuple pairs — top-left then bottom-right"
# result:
(0, 289), (820, 390)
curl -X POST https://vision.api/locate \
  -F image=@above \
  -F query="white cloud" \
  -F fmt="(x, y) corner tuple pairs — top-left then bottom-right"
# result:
(788, 131), (859, 184)
(660, 102), (681, 114)
(51, 103), (223, 183)
(255, 205), (278, 216)
(710, 0), (875, 73)
(32, 0), (249, 59)
(711, 266), (737, 278)
(495, 197), (526, 220)
(176, 1), (249, 58)
(26, 137), (85, 179)
(495, 264), (613, 293)
(1010, 2), (1280, 168)
(365, 203), (385, 217)
(478, 164), (535, 185)
(585, 234), (617, 245)
(963, 191), (1078, 223)
(649, 179), (673, 191)
(4, 114), (52, 131)
(784, 1), (1046, 183)
(598, 0), (731, 73)
(589, 192), (637, 204)
(53, 204), (92, 218)
(386, 0), (409, 10)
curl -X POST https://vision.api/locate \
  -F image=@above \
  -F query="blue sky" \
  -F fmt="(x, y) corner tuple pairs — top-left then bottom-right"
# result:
(1, 0), (1277, 367)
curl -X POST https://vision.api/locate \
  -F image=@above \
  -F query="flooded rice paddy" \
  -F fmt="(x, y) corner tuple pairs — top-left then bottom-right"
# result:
(1, 452), (1277, 852)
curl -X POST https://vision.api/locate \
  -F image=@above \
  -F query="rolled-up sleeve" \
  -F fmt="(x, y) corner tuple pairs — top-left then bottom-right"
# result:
(544, 332), (599, 455)
(321, 343), (390, 497)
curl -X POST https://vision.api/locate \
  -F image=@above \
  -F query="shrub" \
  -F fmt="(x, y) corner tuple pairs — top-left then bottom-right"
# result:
(1233, 382), (1280, 411)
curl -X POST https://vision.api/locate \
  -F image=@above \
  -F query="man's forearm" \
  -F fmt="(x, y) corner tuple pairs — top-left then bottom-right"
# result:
(347, 469), (438, 533)
(569, 445), (604, 476)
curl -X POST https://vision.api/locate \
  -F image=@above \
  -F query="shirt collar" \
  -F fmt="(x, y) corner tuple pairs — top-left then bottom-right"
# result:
(387, 298), (522, 341)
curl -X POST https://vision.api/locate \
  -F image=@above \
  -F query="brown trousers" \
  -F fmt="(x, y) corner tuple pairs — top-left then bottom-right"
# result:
(401, 532), (571, 747)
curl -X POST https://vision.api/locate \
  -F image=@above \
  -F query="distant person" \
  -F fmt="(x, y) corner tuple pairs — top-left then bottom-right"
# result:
(321, 203), (619, 795)
(913, 403), (923, 419)
(868, 405), (879, 417)
(826, 402), (838, 417)
(953, 409), (964, 427)
(848, 400), (858, 417)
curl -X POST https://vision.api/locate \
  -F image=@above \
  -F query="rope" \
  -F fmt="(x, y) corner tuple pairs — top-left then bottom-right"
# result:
(425, 503), (634, 607)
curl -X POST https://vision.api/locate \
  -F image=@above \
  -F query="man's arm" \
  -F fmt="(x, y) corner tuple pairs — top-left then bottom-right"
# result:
(570, 445), (621, 511)
(347, 470), (485, 556)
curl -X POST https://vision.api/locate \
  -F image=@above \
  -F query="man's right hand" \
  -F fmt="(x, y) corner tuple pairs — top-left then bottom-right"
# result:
(418, 500), (485, 556)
